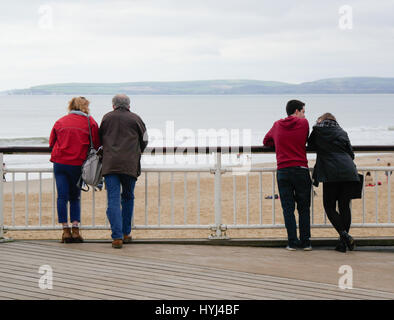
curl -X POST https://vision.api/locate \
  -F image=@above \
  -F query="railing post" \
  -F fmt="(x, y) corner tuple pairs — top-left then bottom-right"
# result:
(209, 151), (228, 239)
(0, 153), (4, 239)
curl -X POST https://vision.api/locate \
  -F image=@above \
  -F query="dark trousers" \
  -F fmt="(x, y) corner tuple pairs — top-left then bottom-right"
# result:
(323, 182), (352, 235)
(277, 167), (312, 246)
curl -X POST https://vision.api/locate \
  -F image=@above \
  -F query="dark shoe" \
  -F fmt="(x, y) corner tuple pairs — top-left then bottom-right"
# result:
(61, 227), (73, 243)
(71, 227), (84, 243)
(340, 231), (355, 251)
(123, 234), (132, 244)
(112, 239), (123, 249)
(335, 238), (347, 253)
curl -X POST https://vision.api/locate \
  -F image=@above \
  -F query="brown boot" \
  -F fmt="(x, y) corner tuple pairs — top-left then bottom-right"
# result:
(112, 239), (123, 249)
(61, 227), (73, 243)
(123, 234), (132, 244)
(71, 226), (84, 243)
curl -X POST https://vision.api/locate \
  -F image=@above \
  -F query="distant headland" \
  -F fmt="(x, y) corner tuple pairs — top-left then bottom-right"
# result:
(3, 77), (394, 95)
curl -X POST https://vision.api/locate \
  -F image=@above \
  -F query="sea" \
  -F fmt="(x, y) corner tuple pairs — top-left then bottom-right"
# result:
(0, 94), (393, 180)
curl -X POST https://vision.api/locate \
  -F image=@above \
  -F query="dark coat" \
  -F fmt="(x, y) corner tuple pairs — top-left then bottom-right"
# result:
(99, 107), (148, 179)
(308, 124), (359, 187)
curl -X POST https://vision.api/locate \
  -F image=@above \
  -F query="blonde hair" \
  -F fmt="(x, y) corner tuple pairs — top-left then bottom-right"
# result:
(68, 96), (90, 114)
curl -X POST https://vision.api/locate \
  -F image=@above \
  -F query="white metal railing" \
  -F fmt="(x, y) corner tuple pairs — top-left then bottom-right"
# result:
(0, 151), (393, 240)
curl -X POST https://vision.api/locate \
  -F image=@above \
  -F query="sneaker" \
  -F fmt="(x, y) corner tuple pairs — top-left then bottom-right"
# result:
(286, 245), (297, 251)
(299, 240), (312, 251)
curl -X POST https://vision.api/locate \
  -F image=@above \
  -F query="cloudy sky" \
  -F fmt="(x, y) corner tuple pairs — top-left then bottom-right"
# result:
(0, 0), (393, 91)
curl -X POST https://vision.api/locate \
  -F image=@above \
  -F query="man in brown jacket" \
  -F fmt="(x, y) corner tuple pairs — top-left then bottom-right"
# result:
(99, 94), (148, 248)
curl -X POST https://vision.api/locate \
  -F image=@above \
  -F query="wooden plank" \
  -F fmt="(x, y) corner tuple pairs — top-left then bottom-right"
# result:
(0, 290), (41, 300)
(0, 264), (225, 300)
(0, 250), (357, 300)
(0, 258), (262, 300)
(0, 279), (74, 300)
(0, 249), (307, 300)
(0, 248), (322, 300)
(0, 272), (157, 301)
(0, 253), (243, 300)
(3, 242), (393, 300)
(2, 244), (386, 300)
(0, 244), (384, 300)
(7, 242), (384, 298)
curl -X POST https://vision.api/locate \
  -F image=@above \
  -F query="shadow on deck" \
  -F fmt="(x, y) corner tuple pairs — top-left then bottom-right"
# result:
(0, 240), (393, 300)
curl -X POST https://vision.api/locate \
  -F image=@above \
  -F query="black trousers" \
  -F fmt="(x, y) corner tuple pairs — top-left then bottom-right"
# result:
(323, 181), (352, 235)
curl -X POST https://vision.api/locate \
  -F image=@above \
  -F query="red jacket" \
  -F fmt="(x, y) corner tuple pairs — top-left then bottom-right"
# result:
(49, 113), (101, 166)
(263, 116), (309, 169)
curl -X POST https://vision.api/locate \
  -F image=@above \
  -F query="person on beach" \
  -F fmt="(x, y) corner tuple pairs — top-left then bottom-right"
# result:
(365, 172), (374, 186)
(385, 162), (392, 182)
(99, 94), (148, 249)
(49, 97), (100, 243)
(308, 113), (359, 253)
(263, 100), (312, 251)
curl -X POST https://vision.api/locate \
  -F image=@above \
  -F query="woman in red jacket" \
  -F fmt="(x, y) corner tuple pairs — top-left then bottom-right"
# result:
(49, 97), (100, 243)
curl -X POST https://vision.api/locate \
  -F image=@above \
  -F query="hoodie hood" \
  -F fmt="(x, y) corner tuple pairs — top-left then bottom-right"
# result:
(278, 116), (306, 129)
(312, 125), (344, 144)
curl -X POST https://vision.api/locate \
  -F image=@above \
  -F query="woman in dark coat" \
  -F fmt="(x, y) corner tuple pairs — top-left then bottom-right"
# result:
(308, 113), (360, 252)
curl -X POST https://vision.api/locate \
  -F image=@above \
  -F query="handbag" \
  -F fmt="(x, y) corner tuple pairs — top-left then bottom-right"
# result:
(347, 173), (364, 199)
(77, 116), (102, 192)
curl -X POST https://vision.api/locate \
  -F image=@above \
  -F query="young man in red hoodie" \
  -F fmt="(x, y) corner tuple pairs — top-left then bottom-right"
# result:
(263, 100), (312, 251)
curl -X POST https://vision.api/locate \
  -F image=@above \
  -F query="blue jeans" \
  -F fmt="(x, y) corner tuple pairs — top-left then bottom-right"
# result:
(105, 174), (137, 240)
(277, 167), (312, 247)
(53, 162), (82, 223)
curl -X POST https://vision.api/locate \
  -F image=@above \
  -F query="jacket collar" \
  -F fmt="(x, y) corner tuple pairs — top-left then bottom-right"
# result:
(69, 110), (89, 117)
(114, 106), (130, 111)
(315, 119), (339, 128)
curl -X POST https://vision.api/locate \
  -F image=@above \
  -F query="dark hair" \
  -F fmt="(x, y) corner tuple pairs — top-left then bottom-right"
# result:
(286, 100), (305, 116)
(366, 172), (371, 176)
(318, 112), (337, 122)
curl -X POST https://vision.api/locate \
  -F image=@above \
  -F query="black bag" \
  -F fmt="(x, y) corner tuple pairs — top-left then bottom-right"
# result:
(347, 173), (364, 199)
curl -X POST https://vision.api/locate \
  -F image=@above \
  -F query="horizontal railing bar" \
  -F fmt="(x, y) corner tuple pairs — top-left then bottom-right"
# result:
(4, 225), (213, 231)
(4, 223), (394, 231)
(142, 168), (211, 173)
(1, 145), (394, 154)
(248, 167), (393, 172)
(226, 223), (394, 228)
(5, 166), (392, 174)
(4, 168), (212, 173)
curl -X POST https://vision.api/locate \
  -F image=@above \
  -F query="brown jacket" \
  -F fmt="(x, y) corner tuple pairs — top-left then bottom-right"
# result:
(99, 107), (148, 179)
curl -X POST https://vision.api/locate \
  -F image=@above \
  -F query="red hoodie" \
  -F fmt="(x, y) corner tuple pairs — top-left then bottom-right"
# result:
(49, 113), (101, 166)
(263, 116), (309, 169)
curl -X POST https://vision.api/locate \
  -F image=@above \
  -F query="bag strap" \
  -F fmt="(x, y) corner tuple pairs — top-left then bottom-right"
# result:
(87, 116), (94, 150)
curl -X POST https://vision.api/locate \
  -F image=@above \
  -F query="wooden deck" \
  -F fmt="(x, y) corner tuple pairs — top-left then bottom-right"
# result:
(0, 241), (393, 300)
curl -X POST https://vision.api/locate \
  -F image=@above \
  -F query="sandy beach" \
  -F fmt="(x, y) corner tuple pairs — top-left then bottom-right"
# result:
(2, 154), (394, 240)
